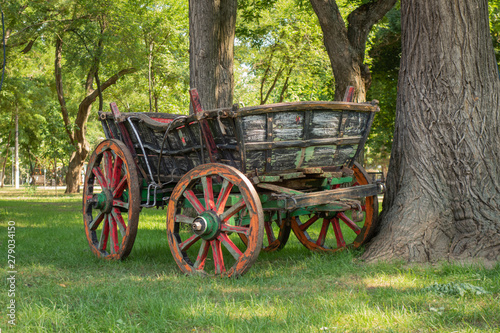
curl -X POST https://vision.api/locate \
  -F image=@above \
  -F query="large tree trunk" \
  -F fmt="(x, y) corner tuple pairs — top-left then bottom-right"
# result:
(363, 0), (500, 263)
(310, 0), (396, 102)
(189, 0), (237, 110)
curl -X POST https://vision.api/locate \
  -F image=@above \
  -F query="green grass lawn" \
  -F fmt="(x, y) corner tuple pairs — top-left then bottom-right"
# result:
(1, 187), (499, 332)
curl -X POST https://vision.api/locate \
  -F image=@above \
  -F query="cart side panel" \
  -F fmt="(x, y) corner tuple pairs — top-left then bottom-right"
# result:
(238, 107), (372, 174)
(123, 118), (208, 181)
(204, 116), (242, 169)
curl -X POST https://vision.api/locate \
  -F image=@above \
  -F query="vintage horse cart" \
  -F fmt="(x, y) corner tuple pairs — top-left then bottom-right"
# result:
(83, 89), (384, 277)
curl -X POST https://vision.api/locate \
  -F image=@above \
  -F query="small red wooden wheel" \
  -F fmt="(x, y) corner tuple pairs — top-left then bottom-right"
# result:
(290, 162), (378, 252)
(167, 163), (264, 277)
(83, 139), (141, 260)
(240, 212), (292, 252)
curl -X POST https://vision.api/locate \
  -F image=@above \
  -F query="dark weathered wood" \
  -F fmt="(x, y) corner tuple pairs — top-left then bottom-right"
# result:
(244, 137), (362, 151)
(190, 89), (219, 163)
(283, 183), (381, 210)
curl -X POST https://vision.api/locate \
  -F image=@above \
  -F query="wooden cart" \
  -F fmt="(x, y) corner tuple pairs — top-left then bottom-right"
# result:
(83, 89), (384, 277)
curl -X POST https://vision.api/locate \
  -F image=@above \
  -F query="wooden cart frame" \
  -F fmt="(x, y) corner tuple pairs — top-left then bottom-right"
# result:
(83, 89), (385, 277)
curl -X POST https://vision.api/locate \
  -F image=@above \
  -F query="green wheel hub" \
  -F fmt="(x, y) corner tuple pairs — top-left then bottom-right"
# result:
(94, 189), (113, 214)
(192, 211), (220, 240)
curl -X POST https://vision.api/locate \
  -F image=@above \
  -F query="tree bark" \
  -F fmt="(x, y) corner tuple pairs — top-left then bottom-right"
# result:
(309, 0), (397, 102)
(363, 0), (500, 263)
(189, 0), (237, 111)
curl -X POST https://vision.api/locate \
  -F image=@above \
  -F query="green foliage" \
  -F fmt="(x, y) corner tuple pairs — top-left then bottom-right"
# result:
(490, 0), (500, 67)
(235, 0), (333, 106)
(365, 5), (400, 170)
(0, 0), (189, 182)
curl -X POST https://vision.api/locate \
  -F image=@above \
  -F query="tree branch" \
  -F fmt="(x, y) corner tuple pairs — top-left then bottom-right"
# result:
(54, 35), (75, 145)
(347, 0), (397, 61)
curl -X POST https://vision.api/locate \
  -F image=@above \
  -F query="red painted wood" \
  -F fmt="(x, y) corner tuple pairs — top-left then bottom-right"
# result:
(343, 86), (355, 102)
(331, 217), (346, 248)
(220, 223), (249, 236)
(218, 233), (243, 258)
(183, 189), (205, 214)
(300, 214), (319, 232)
(189, 89), (219, 162)
(202, 176), (215, 210)
(111, 156), (123, 188)
(216, 180), (234, 214)
(150, 118), (174, 124)
(92, 167), (108, 189)
(316, 218), (330, 246)
(337, 212), (361, 234)
(110, 215), (120, 253)
(100, 218), (110, 251)
(194, 240), (210, 270)
(179, 234), (201, 252)
(211, 239), (225, 274)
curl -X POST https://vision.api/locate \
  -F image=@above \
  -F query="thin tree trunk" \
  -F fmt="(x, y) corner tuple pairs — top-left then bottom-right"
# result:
(363, 0), (500, 263)
(0, 115), (14, 188)
(148, 41), (154, 112)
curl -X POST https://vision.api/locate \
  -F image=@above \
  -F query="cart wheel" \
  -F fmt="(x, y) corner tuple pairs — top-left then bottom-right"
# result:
(83, 139), (141, 260)
(167, 163), (264, 277)
(240, 213), (292, 252)
(290, 162), (378, 252)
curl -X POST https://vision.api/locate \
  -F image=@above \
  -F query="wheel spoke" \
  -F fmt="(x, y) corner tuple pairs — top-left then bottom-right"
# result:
(88, 212), (105, 230)
(111, 156), (123, 189)
(210, 239), (226, 274)
(183, 190), (205, 214)
(215, 179), (234, 214)
(220, 198), (246, 222)
(92, 166), (108, 189)
(98, 216), (110, 251)
(201, 176), (215, 210)
(110, 215), (120, 254)
(111, 208), (127, 237)
(331, 217), (346, 248)
(300, 214), (320, 232)
(179, 234), (201, 252)
(103, 151), (113, 185)
(316, 218), (330, 246)
(175, 215), (196, 224)
(113, 176), (127, 198)
(337, 212), (361, 234)
(193, 240), (210, 270)
(218, 233), (242, 260)
(220, 223), (249, 236)
(264, 221), (276, 244)
(113, 199), (129, 210)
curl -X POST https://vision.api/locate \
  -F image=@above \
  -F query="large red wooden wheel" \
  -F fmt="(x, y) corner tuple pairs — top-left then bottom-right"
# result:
(83, 139), (141, 260)
(167, 163), (264, 277)
(290, 162), (378, 252)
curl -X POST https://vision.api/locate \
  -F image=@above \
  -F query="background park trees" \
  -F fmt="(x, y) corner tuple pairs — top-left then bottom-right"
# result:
(1, 0), (500, 264)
